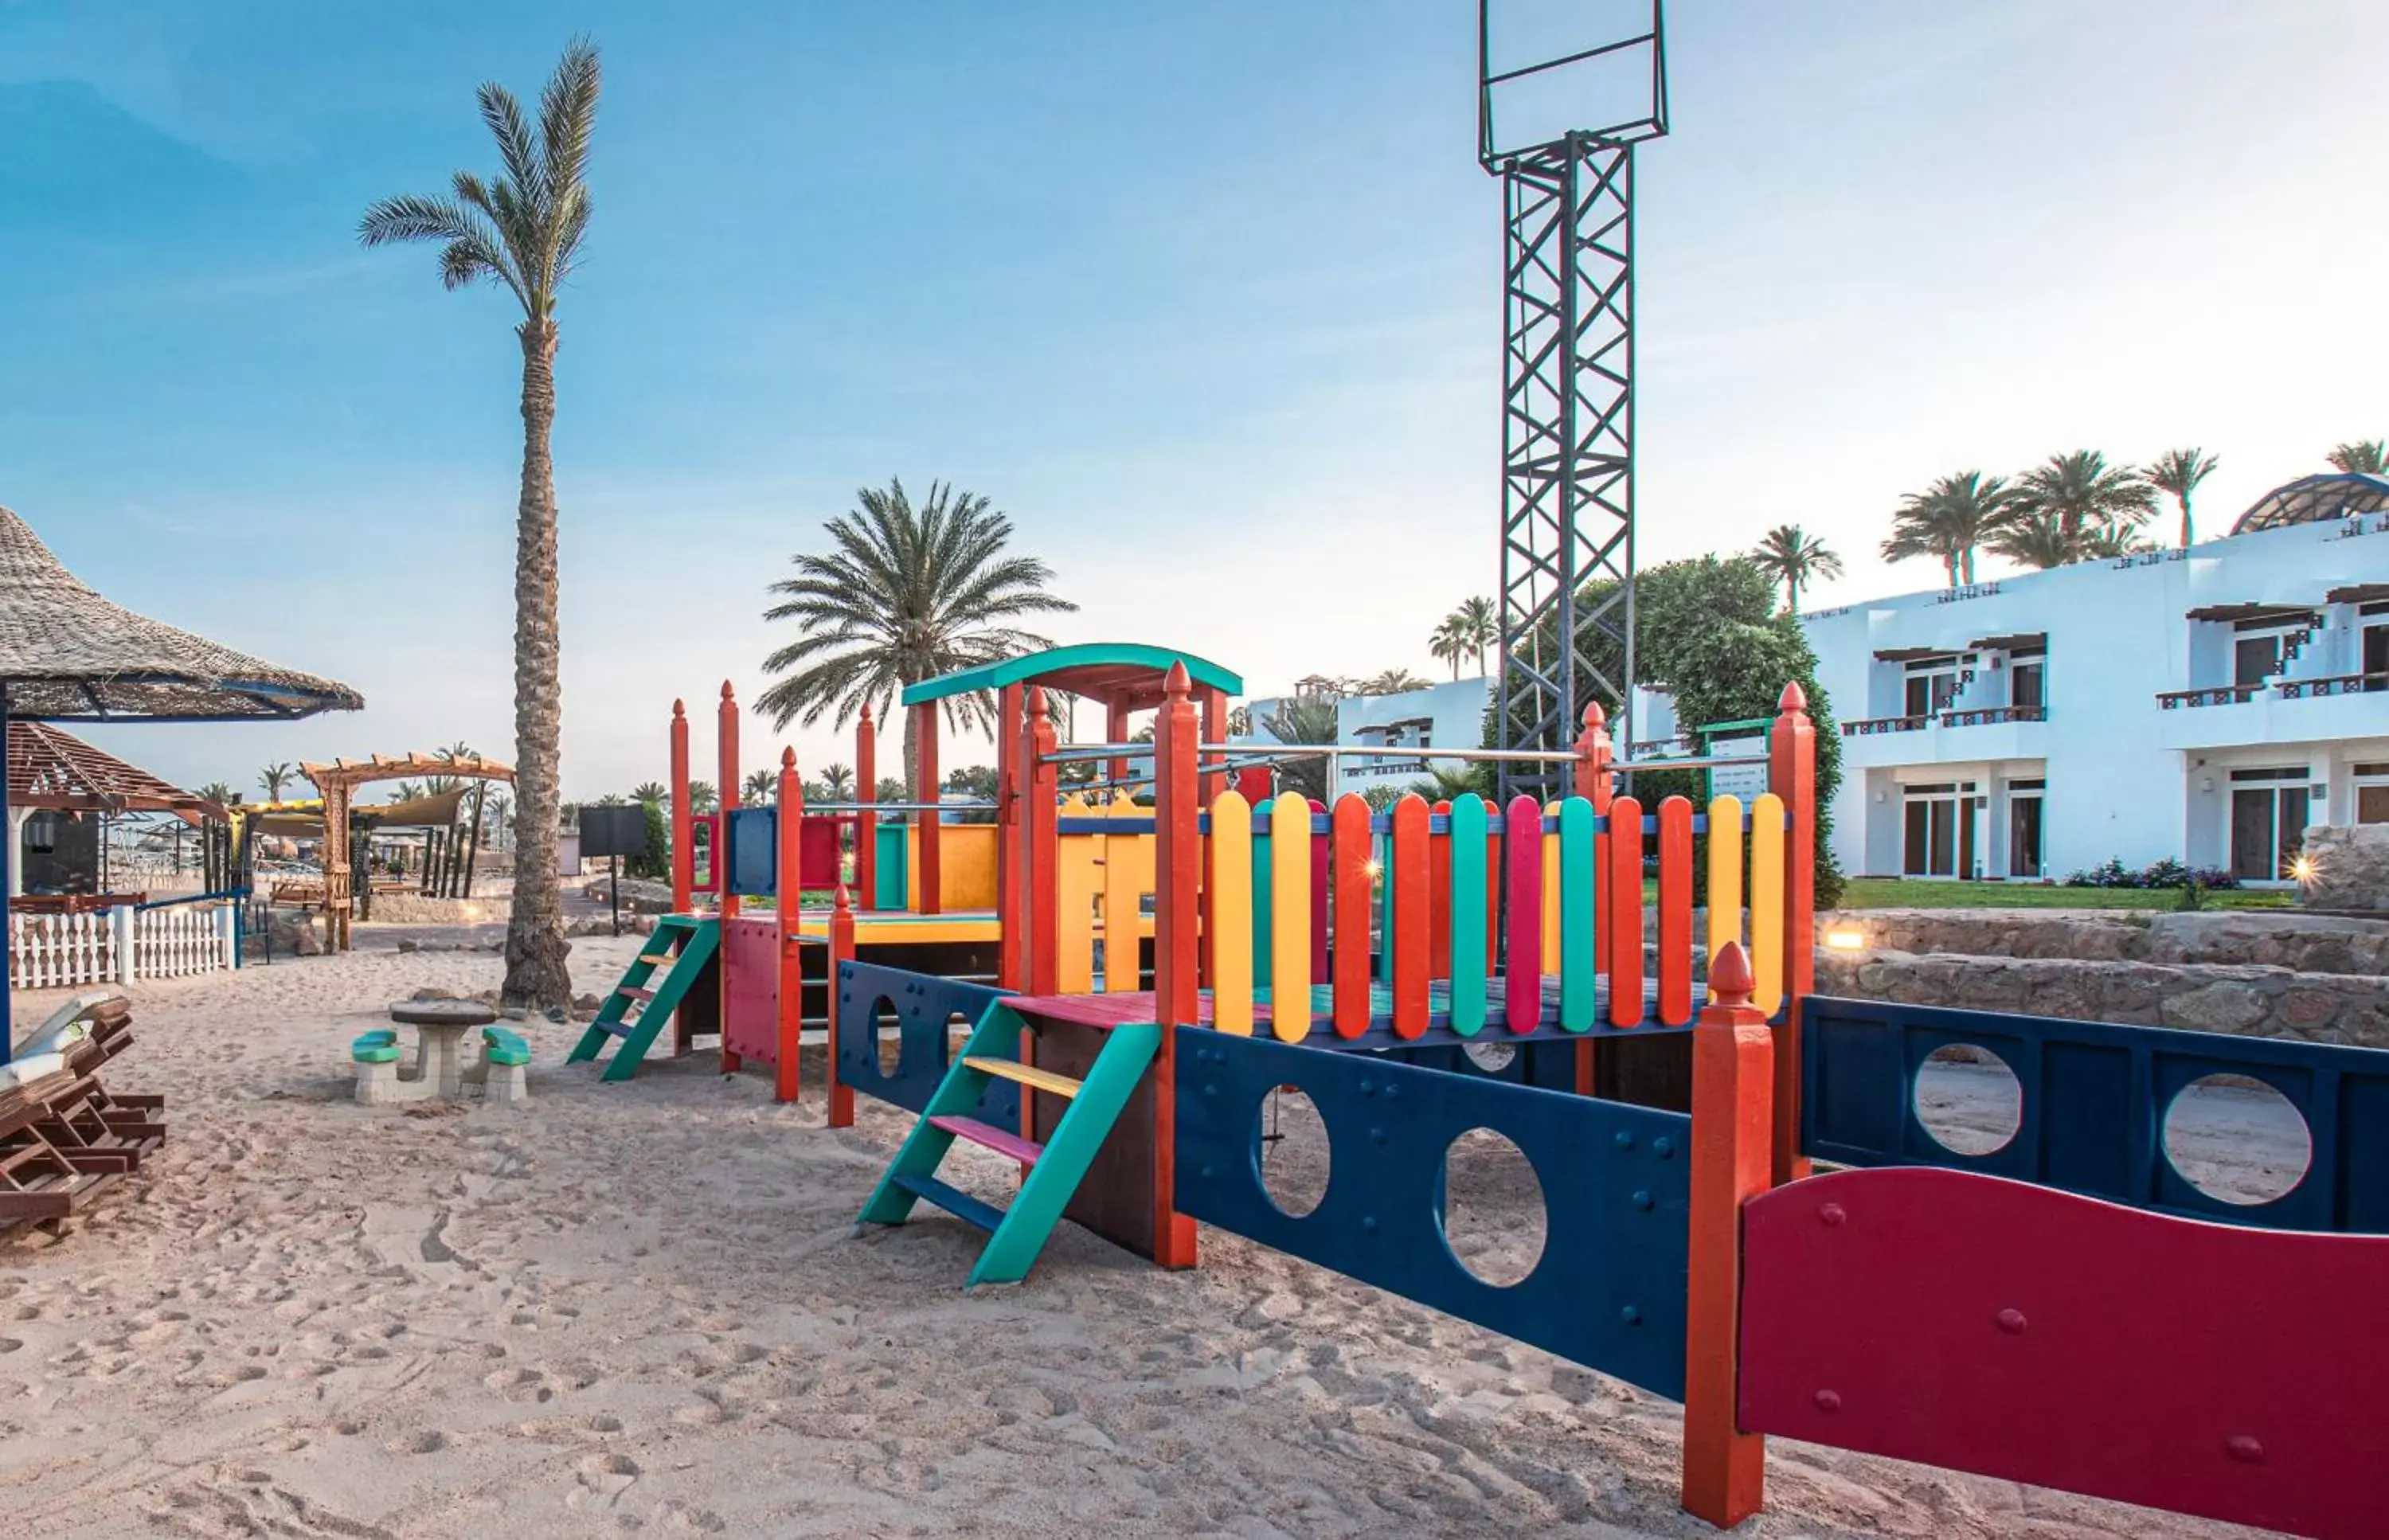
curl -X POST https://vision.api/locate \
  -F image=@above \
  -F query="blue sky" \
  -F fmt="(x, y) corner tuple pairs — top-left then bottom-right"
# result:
(3, 1), (2383, 797)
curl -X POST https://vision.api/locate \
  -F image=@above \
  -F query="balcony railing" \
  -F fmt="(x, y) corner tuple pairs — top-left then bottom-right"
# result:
(1842, 714), (1928, 736)
(2157, 685), (2260, 709)
(2276, 671), (2389, 699)
(1939, 705), (2047, 728)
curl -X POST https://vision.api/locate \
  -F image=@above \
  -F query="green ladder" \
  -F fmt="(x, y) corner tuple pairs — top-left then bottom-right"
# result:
(859, 1003), (1158, 1286)
(566, 914), (720, 1082)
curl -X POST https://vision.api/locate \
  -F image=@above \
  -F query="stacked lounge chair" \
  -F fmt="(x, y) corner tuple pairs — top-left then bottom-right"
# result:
(0, 991), (166, 1230)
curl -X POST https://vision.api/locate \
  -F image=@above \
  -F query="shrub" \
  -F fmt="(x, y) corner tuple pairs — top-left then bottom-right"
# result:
(2063, 857), (2239, 892)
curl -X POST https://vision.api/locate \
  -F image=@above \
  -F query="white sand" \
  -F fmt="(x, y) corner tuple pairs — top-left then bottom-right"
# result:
(0, 932), (2264, 1539)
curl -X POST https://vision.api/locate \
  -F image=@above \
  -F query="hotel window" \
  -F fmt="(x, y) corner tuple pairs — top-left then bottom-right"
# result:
(2356, 763), (2389, 825)
(1902, 781), (1978, 878)
(1902, 655), (1966, 717)
(2228, 766), (2317, 881)
(2008, 647), (2045, 712)
(2231, 614), (2315, 686)
(2364, 603), (2389, 682)
(2008, 779), (2045, 879)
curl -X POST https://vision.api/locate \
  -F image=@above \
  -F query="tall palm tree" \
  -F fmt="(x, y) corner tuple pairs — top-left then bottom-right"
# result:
(258, 761), (295, 802)
(686, 780), (717, 815)
(631, 780), (669, 804)
(2328, 440), (2388, 475)
(1986, 510), (2081, 571)
(1750, 524), (1844, 614)
(817, 762), (855, 801)
(1259, 695), (1341, 803)
(1883, 471), (2014, 587)
(358, 38), (601, 1010)
(2145, 448), (2217, 549)
(1428, 618), (1468, 681)
(742, 769), (777, 804)
(1354, 668), (1432, 696)
(2013, 450), (2156, 549)
(757, 478), (1076, 797)
(1453, 595), (1496, 675)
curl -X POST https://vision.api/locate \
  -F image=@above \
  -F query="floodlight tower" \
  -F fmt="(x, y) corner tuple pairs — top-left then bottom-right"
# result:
(1480, 2), (1668, 799)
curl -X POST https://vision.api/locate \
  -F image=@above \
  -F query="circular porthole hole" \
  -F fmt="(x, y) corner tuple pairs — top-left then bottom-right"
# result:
(1911, 1043), (2023, 1156)
(1438, 1128), (1546, 1288)
(944, 1011), (972, 1066)
(2163, 1074), (2312, 1206)
(866, 997), (901, 1077)
(1253, 1087), (1330, 1218)
(1461, 1041), (1516, 1076)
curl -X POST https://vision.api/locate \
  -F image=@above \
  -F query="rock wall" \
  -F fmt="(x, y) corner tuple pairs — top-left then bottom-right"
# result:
(1817, 908), (2389, 973)
(2300, 824), (2389, 911)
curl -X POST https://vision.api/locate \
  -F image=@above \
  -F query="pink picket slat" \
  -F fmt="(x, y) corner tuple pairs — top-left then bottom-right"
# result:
(1657, 795), (1694, 1026)
(1503, 794), (1543, 1034)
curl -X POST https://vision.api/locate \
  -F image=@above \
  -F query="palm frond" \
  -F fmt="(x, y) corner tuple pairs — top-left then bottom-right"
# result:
(476, 80), (546, 212)
(358, 194), (483, 247)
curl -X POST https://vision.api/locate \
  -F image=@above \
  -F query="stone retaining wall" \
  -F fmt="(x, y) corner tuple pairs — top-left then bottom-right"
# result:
(1817, 908), (2389, 973)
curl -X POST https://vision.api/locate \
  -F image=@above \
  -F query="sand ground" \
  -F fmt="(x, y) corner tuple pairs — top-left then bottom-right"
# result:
(0, 930), (2273, 1539)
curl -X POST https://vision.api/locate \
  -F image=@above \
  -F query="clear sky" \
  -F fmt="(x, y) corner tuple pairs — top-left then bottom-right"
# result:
(3, 1), (2383, 798)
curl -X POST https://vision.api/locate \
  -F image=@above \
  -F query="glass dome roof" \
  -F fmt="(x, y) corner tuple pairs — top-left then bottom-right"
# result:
(2229, 472), (2389, 535)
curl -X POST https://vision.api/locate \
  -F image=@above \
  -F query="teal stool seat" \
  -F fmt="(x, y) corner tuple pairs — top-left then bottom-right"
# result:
(483, 1027), (531, 1067)
(355, 1028), (397, 1049)
(352, 1041), (402, 1064)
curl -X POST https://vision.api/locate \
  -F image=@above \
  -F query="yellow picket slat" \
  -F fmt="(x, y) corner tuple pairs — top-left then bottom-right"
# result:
(1055, 792), (1098, 993)
(1750, 791), (1786, 1017)
(1707, 795), (1743, 1003)
(1269, 791), (1312, 1042)
(1539, 801), (1562, 963)
(1100, 791), (1152, 991)
(1208, 791), (1253, 1036)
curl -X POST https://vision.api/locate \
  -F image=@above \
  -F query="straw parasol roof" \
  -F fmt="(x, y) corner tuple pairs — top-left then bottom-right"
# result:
(0, 506), (362, 721)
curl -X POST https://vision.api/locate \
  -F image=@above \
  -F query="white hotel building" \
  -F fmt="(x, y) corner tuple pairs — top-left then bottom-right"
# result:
(1800, 472), (2389, 885)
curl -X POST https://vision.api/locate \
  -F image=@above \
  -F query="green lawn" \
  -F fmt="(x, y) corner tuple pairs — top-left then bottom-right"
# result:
(1832, 877), (2292, 912)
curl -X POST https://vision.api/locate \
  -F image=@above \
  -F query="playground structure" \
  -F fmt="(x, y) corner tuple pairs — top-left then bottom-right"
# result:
(782, 655), (2385, 1538)
(569, 644), (1237, 1096)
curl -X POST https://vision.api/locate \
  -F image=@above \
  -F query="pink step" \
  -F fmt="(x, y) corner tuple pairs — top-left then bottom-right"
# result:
(928, 1115), (1044, 1167)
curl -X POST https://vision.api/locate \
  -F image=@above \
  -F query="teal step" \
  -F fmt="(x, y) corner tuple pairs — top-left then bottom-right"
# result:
(858, 1003), (1160, 1287)
(567, 915), (719, 1081)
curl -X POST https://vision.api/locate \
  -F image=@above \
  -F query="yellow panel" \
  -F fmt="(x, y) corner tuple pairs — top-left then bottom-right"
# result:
(1269, 791), (1312, 1043)
(1056, 793), (1097, 993)
(940, 825), (999, 910)
(1750, 791), (1785, 1017)
(1706, 795), (1743, 1003)
(1208, 791), (1253, 1037)
(964, 1055), (1081, 1099)
(1539, 801), (1562, 962)
(1100, 792), (1153, 992)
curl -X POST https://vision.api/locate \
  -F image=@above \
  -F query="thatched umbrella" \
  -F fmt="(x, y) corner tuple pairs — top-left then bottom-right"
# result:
(0, 506), (361, 1052)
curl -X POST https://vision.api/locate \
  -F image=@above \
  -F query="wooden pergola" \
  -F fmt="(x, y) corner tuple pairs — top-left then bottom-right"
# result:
(301, 752), (514, 950)
(10, 721), (222, 822)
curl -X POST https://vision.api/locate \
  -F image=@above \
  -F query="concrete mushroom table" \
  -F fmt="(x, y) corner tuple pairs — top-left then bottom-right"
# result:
(387, 999), (499, 1100)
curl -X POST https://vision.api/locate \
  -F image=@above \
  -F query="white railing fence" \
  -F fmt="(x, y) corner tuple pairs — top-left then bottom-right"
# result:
(8, 903), (235, 989)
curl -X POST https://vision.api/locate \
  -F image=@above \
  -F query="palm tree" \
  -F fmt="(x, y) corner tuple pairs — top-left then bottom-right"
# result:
(2145, 448), (2217, 548)
(1428, 618), (1468, 681)
(757, 479), (1075, 797)
(358, 38), (602, 1010)
(1407, 763), (1489, 802)
(2013, 451), (2156, 549)
(1883, 471), (2014, 587)
(1353, 668), (1432, 696)
(393, 780), (426, 801)
(1451, 596), (1496, 675)
(1986, 510), (2080, 571)
(258, 761), (295, 802)
(742, 769), (777, 804)
(1750, 524), (1844, 614)
(1259, 695), (1341, 802)
(197, 781), (236, 807)
(631, 780), (668, 804)
(817, 762), (855, 801)
(2328, 440), (2388, 475)
(686, 780), (718, 814)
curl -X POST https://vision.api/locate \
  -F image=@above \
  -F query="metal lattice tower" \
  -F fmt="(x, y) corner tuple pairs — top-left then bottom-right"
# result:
(1480, 3), (1668, 799)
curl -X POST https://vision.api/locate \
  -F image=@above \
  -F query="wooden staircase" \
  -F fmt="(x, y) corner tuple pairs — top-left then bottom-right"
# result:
(858, 1003), (1158, 1286)
(567, 914), (720, 1082)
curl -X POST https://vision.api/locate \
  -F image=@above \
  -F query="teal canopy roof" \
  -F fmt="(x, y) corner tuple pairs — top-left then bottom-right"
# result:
(900, 643), (1242, 710)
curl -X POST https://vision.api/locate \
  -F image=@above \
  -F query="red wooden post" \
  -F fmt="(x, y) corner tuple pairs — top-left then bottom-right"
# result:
(855, 703), (878, 913)
(774, 747), (804, 1104)
(1681, 940), (1773, 1529)
(1234, 764), (1273, 806)
(827, 882), (856, 1128)
(717, 682), (741, 1075)
(1657, 795), (1695, 1026)
(1149, 662), (1201, 1269)
(670, 699), (693, 914)
(994, 682), (1021, 988)
(1025, 688), (1060, 996)
(1768, 682), (1817, 1186)
(1106, 698), (1132, 793)
(1573, 702), (1614, 1096)
(913, 699), (942, 916)
(1198, 687), (1228, 804)
(1609, 795), (1645, 1028)
(1331, 795), (1370, 1040)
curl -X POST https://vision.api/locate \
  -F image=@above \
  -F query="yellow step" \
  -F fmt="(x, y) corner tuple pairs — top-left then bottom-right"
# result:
(961, 1056), (1082, 1100)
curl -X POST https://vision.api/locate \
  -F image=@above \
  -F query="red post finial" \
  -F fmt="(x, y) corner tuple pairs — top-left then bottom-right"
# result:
(1026, 685), (1046, 719)
(721, 679), (736, 702)
(673, 698), (686, 720)
(781, 745), (796, 770)
(1582, 700), (1605, 730)
(1709, 940), (1755, 1008)
(1777, 681), (1808, 713)
(833, 881), (850, 915)
(859, 700), (874, 725)
(1164, 659), (1191, 698)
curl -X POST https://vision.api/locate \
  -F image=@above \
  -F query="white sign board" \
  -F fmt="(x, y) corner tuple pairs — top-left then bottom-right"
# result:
(1706, 735), (1769, 803)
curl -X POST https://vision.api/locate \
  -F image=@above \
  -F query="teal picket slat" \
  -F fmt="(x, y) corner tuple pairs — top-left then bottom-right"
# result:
(1448, 795), (1488, 1036)
(1558, 796), (1597, 1030)
(1251, 823), (1273, 992)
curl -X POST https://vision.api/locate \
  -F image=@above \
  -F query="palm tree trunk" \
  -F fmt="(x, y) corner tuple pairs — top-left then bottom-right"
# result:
(1787, 573), (1801, 615)
(502, 319), (573, 1009)
(2180, 498), (2193, 549)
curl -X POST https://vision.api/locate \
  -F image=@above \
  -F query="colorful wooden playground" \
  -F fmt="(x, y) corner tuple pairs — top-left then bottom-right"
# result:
(569, 641), (2387, 1538)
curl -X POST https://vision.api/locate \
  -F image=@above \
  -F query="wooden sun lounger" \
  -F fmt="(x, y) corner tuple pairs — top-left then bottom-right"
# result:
(0, 994), (165, 1230)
